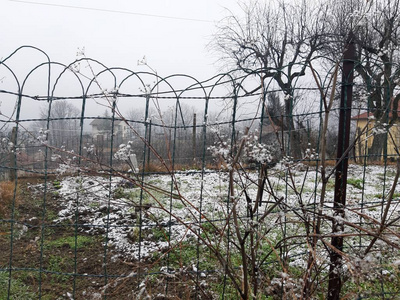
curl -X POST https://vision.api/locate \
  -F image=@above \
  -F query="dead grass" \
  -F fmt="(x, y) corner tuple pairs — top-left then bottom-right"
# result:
(144, 162), (170, 173)
(0, 181), (19, 218)
(144, 162), (202, 173)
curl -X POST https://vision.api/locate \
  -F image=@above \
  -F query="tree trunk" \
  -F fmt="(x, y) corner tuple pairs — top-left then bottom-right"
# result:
(285, 97), (303, 159)
(368, 132), (386, 162)
(289, 128), (302, 159)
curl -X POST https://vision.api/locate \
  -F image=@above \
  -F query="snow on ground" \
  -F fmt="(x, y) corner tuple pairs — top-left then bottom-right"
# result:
(43, 163), (400, 262)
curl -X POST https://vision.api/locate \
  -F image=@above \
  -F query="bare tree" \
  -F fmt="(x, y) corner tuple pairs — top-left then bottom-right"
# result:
(34, 100), (81, 148)
(355, 0), (400, 161)
(212, 0), (330, 158)
(327, 0), (400, 161)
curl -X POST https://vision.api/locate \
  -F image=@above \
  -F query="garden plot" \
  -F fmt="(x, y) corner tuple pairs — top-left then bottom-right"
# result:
(45, 163), (400, 265)
(51, 171), (245, 261)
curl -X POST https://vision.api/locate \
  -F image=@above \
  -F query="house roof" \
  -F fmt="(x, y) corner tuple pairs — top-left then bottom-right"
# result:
(352, 99), (400, 120)
(351, 110), (400, 120)
(262, 123), (282, 134)
(351, 112), (373, 120)
(89, 119), (124, 126)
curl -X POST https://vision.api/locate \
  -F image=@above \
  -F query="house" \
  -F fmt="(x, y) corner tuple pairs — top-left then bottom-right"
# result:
(89, 118), (130, 140)
(352, 107), (400, 161)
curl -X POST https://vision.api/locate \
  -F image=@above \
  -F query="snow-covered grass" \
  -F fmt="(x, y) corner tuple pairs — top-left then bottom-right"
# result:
(50, 164), (398, 249)
(38, 162), (400, 298)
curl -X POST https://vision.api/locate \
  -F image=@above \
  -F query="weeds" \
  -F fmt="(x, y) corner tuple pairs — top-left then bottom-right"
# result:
(43, 235), (96, 250)
(0, 271), (35, 300)
(347, 178), (364, 189)
(0, 181), (19, 218)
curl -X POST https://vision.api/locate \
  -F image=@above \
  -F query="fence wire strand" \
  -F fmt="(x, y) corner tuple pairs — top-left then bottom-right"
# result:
(1, 46), (400, 299)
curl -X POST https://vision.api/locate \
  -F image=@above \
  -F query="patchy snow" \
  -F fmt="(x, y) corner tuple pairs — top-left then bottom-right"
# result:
(35, 163), (400, 266)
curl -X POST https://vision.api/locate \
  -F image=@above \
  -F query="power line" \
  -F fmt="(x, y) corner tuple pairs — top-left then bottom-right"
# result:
(8, 0), (214, 23)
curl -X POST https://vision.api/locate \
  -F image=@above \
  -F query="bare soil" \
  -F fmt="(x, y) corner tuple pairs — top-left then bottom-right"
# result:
(0, 178), (214, 299)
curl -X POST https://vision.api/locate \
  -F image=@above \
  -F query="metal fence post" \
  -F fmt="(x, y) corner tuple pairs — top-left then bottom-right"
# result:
(9, 127), (17, 181)
(192, 113), (197, 164)
(328, 32), (356, 300)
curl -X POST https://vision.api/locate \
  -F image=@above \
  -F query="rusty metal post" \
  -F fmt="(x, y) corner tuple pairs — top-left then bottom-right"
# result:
(328, 32), (356, 300)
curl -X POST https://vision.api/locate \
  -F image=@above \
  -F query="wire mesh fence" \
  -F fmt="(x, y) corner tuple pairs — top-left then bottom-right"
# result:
(1, 46), (400, 299)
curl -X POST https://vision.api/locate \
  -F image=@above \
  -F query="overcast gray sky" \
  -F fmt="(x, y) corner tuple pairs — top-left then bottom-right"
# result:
(1, 0), (240, 78)
(0, 0), (249, 122)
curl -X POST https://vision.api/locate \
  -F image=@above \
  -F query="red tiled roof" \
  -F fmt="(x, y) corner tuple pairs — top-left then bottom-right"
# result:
(352, 110), (400, 120)
(352, 99), (400, 120)
(351, 112), (373, 120)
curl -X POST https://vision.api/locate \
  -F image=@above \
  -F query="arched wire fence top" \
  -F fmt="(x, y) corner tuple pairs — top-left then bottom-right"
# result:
(0, 61), (22, 95)
(0, 46), (331, 105)
(0, 45), (51, 64)
(1, 46), (400, 300)
(0, 45), (52, 93)
(3, 46), (399, 102)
